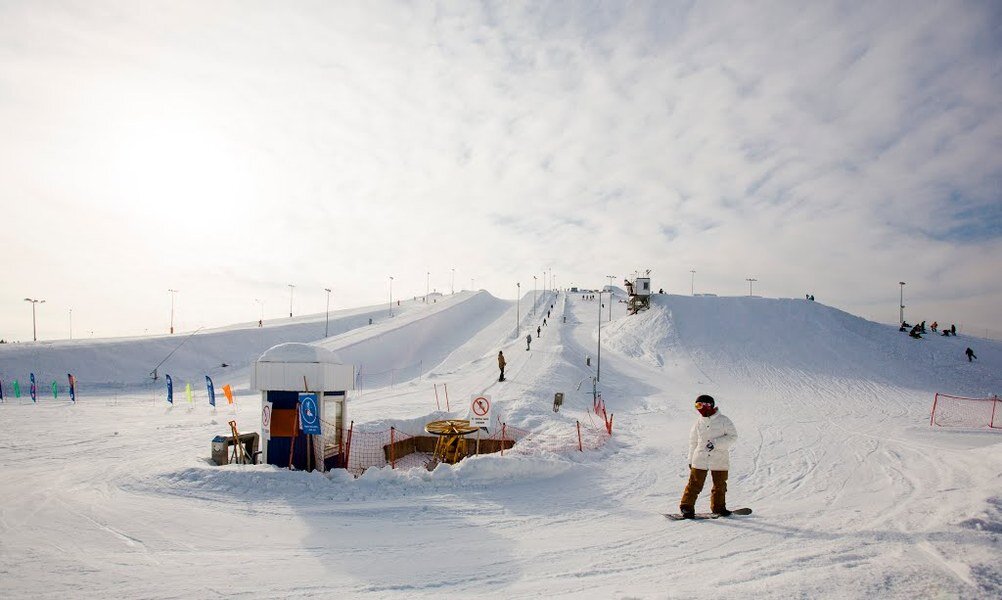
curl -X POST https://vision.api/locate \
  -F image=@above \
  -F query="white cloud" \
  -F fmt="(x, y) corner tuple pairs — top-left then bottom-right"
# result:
(1, 0), (999, 340)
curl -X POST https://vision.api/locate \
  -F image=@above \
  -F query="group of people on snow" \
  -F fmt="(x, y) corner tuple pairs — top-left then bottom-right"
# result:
(898, 320), (976, 361)
(499, 302), (559, 381)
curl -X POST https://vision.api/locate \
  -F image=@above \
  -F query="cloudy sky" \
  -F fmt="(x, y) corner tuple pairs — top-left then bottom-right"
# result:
(2, 0), (1000, 341)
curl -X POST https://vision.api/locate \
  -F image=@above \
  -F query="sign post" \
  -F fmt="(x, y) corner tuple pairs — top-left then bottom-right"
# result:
(299, 392), (320, 471)
(469, 395), (492, 455)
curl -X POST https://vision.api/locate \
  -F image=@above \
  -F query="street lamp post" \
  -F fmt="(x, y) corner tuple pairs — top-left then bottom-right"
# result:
(746, 278), (757, 296)
(597, 290), (604, 381)
(69, 309), (73, 340)
(23, 297), (45, 341)
(168, 289), (178, 334)
(690, 270), (696, 295)
(389, 276), (394, 317)
(899, 282), (906, 324)
(451, 268), (455, 295)
(606, 275), (615, 321)
(516, 282), (521, 335)
(533, 275), (537, 315)
(288, 284), (295, 318)
(254, 299), (264, 327)
(324, 288), (332, 337)
(426, 271), (430, 303)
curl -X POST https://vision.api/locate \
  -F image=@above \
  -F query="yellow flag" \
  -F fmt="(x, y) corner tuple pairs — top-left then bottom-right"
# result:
(185, 382), (193, 405)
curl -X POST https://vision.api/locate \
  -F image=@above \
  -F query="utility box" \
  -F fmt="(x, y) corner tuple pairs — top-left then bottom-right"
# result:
(211, 432), (260, 465)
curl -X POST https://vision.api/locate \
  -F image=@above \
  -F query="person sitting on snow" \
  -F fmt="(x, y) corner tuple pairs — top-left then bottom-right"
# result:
(678, 395), (738, 518)
(909, 325), (923, 339)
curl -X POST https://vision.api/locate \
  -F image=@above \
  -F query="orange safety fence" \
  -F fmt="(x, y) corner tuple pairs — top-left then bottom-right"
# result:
(930, 393), (1001, 429)
(337, 413), (611, 477)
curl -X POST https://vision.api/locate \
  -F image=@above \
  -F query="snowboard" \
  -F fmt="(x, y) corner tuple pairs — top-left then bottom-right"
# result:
(664, 508), (752, 520)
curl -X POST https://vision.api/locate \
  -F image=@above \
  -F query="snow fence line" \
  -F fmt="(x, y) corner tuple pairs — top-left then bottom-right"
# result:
(929, 393), (1001, 429)
(333, 414), (613, 477)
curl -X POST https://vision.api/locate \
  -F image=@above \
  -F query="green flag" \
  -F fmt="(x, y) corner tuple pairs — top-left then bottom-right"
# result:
(13, 379), (21, 398)
(52, 381), (58, 399)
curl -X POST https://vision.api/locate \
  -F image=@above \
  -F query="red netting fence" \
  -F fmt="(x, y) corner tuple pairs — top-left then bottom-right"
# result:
(930, 393), (1001, 429)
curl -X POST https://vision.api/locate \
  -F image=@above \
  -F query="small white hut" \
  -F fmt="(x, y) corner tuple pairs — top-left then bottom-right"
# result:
(250, 343), (355, 471)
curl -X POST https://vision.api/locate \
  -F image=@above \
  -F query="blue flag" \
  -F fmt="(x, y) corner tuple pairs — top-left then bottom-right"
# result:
(166, 374), (173, 404)
(30, 373), (37, 403)
(0, 377), (4, 402)
(205, 376), (216, 407)
(67, 374), (76, 403)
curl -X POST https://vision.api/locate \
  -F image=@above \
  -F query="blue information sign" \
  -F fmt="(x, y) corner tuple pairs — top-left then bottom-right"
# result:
(298, 393), (321, 435)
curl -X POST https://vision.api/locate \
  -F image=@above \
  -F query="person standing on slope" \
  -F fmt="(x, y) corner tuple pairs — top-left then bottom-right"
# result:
(679, 394), (738, 518)
(526, 334), (532, 351)
(498, 350), (507, 381)
(965, 347), (977, 362)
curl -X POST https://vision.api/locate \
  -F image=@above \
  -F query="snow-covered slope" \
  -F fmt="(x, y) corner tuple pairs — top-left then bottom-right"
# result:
(1, 292), (999, 599)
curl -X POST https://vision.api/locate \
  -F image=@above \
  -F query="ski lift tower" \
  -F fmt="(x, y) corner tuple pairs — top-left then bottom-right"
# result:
(626, 271), (652, 315)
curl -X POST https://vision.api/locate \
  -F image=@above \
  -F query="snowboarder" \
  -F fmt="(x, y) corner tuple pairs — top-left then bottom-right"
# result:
(965, 347), (977, 362)
(931, 321), (938, 332)
(909, 325), (922, 339)
(526, 334), (532, 351)
(679, 395), (738, 518)
(951, 324), (957, 335)
(498, 350), (506, 381)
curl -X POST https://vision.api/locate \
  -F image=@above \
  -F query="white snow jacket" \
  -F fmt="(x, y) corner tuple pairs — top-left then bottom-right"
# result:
(688, 411), (738, 471)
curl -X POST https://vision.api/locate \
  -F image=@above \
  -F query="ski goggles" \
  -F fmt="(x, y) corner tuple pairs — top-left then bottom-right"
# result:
(694, 401), (713, 409)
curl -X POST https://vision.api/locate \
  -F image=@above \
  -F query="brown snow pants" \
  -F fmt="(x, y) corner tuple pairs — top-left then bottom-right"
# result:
(680, 468), (728, 513)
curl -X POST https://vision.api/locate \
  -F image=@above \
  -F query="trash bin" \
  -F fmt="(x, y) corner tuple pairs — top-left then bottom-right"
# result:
(211, 435), (229, 465)
(211, 433), (260, 465)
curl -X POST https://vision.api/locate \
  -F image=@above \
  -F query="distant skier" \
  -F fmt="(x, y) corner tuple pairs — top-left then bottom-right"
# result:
(678, 395), (738, 518)
(965, 347), (977, 362)
(537, 325), (541, 338)
(498, 351), (506, 381)
(931, 321), (938, 332)
(951, 324), (957, 335)
(526, 334), (532, 351)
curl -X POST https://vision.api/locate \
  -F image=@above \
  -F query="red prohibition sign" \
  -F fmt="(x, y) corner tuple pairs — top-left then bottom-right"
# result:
(472, 397), (490, 416)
